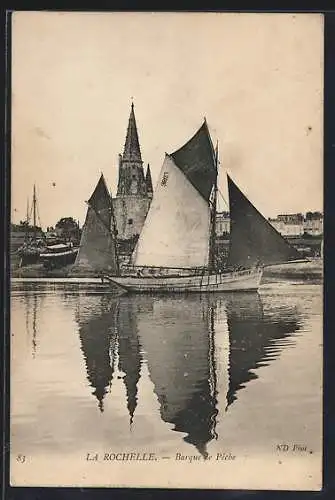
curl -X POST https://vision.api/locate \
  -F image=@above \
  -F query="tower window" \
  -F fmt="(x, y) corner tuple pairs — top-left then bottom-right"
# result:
(132, 175), (136, 180)
(128, 218), (133, 225)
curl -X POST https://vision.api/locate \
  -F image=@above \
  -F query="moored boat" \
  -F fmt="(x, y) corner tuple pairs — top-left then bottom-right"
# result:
(40, 242), (79, 270)
(104, 267), (262, 293)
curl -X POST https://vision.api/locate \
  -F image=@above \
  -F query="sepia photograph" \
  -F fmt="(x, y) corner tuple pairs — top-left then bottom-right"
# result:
(9, 11), (323, 490)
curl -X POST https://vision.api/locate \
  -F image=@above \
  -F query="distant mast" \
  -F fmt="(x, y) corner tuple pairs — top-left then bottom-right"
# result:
(32, 184), (37, 240)
(25, 197), (30, 240)
(26, 198), (30, 224)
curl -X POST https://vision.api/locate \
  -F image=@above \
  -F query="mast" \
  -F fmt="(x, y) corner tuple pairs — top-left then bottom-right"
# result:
(25, 197), (30, 240)
(110, 192), (120, 276)
(32, 184), (37, 241)
(208, 141), (219, 273)
(26, 198), (30, 224)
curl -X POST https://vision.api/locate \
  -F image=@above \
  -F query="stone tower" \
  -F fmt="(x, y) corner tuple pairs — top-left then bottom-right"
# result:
(113, 103), (152, 243)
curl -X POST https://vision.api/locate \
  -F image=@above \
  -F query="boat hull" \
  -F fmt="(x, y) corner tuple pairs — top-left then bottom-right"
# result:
(19, 251), (41, 267)
(104, 267), (263, 294)
(40, 248), (79, 269)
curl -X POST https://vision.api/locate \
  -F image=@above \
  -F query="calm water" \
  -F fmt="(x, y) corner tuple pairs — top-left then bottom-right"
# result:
(10, 281), (323, 489)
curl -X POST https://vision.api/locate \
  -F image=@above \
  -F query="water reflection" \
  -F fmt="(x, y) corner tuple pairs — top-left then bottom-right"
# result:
(73, 292), (301, 455)
(21, 291), (40, 358)
(117, 299), (143, 424)
(75, 295), (118, 412)
(135, 295), (218, 457)
(225, 294), (301, 407)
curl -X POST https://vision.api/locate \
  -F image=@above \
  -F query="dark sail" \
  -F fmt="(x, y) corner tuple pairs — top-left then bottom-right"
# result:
(171, 120), (217, 202)
(227, 175), (301, 268)
(72, 174), (119, 275)
(87, 174), (112, 227)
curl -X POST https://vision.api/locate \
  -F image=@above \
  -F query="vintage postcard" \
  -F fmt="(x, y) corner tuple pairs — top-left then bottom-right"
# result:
(10, 11), (323, 490)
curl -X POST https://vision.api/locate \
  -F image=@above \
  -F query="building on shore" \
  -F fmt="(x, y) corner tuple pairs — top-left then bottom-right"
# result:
(268, 212), (323, 238)
(303, 211), (323, 236)
(216, 211), (230, 237)
(268, 214), (305, 238)
(112, 103), (153, 255)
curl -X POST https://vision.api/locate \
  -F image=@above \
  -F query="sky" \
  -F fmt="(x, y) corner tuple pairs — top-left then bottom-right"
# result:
(11, 11), (323, 229)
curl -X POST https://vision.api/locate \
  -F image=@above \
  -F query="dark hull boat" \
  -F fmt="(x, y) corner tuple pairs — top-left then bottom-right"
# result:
(40, 243), (79, 270)
(18, 246), (42, 267)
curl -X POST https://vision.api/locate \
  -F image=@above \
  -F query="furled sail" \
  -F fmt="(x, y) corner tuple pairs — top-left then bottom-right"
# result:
(72, 174), (119, 274)
(227, 175), (301, 268)
(132, 121), (217, 268)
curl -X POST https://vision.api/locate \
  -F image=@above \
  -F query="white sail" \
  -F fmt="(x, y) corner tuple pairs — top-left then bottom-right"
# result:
(132, 154), (211, 268)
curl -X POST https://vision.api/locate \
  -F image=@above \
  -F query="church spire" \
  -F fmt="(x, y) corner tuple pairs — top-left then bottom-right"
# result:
(145, 164), (153, 197)
(123, 102), (142, 162)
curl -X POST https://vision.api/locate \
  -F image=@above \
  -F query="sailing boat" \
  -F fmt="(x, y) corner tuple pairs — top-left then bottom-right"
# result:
(105, 119), (297, 293)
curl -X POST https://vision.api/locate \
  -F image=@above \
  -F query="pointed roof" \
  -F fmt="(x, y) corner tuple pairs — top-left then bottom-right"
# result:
(123, 102), (142, 162)
(145, 164), (153, 193)
(88, 174), (111, 212)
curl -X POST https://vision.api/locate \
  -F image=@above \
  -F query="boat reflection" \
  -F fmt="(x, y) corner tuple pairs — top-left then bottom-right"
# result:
(225, 293), (301, 408)
(134, 295), (218, 457)
(75, 292), (302, 454)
